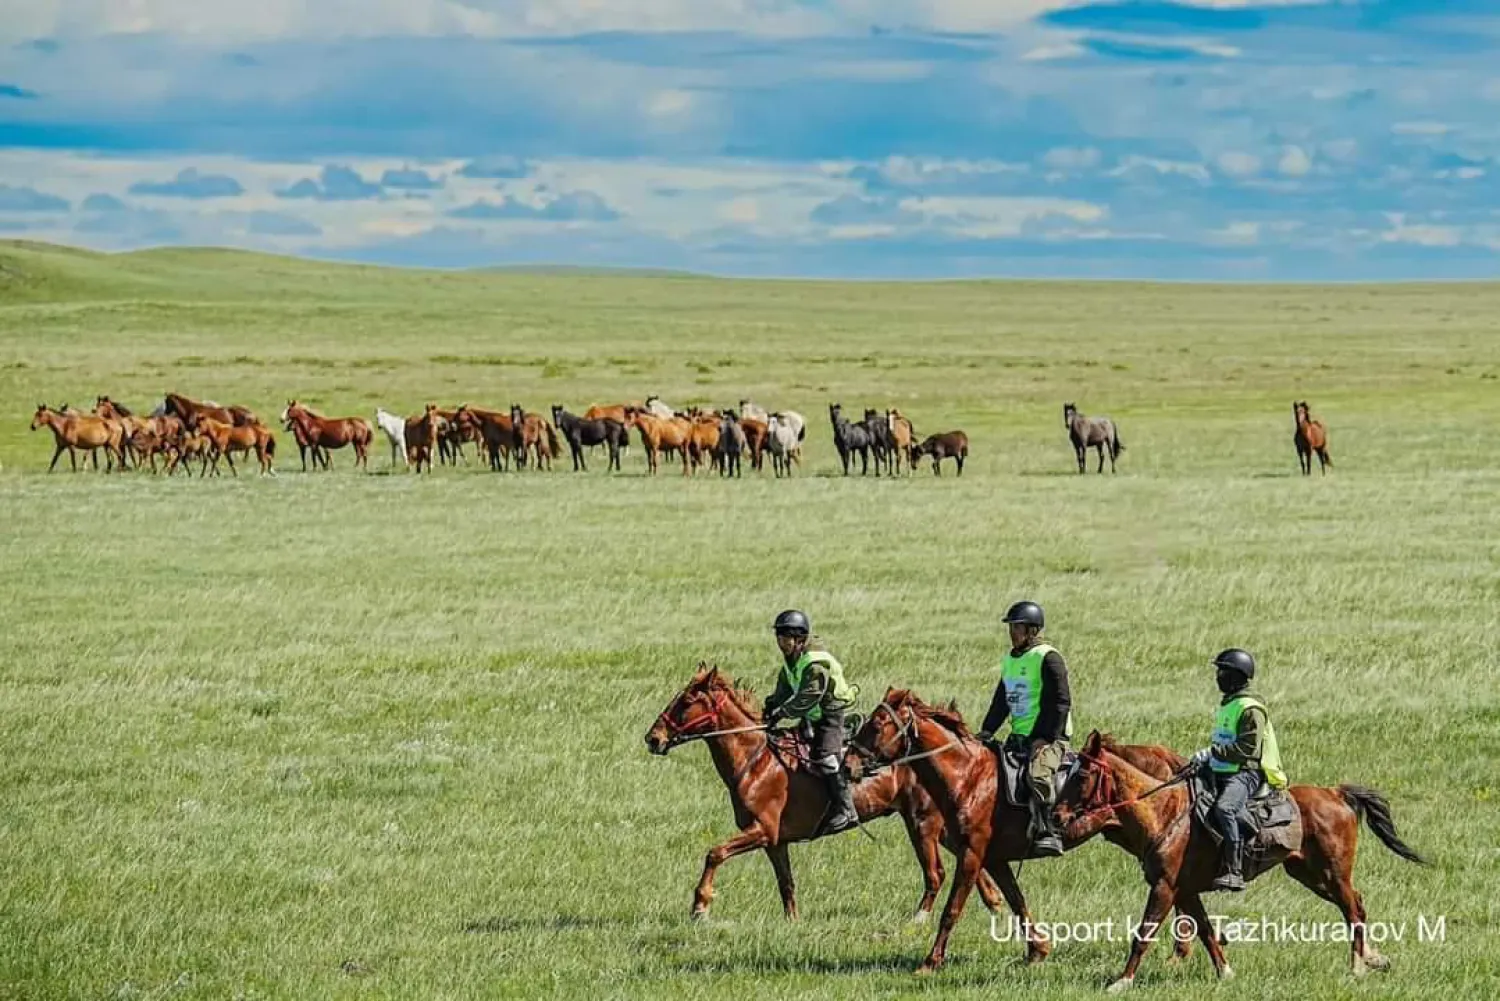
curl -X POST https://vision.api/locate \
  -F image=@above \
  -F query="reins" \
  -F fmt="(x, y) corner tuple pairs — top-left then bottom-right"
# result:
(1073, 758), (1193, 824)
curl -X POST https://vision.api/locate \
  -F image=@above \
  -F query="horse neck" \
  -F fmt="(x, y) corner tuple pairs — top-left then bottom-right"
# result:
(904, 713), (979, 813)
(1102, 750), (1188, 856)
(701, 689), (766, 788)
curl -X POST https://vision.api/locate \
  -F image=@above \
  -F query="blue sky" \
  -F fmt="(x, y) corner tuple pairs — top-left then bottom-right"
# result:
(3, 1), (1500, 279)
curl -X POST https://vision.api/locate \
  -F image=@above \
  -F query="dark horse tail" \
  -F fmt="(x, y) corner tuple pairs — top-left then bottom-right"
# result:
(1112, 424), (1125, 458)
(265, 433), (276, 457)
(1340, 785), (1426, 864)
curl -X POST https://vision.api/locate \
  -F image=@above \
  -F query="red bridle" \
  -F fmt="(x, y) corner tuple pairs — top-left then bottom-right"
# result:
(655, 688), (730, 744)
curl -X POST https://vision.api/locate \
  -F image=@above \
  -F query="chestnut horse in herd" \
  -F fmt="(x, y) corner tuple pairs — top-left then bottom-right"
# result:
(404, 405), (440, 473)
(1293, 401), (1332, 475)
(30, 404), (125, 472)
(1056, 730), (1424, 991)
(162, 392), (259, 430)
(195, 416), (276, 476)
(852, 689), (1212, 972)
(282, 401), (373, 471)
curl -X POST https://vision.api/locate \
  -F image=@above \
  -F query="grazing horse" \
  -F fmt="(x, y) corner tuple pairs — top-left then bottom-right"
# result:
(686, 412), (722, 474)
(628, 410), (691, 476)
(163, 392), (259, 430)
(1056, 730), (1426, 991)
(375, 408), (408, 470)
(552, 405), (627, 472)
(829, 403), (874, 475)
(1064, 403), (1125, 474)
(196, 416), (276, 477)
(434, 408), (474, 466)
(404, 405), (440, 473)
(738, 416), (768, 472)
(715, 411), (746, 478)
(646, 665), (1010, 923)
(887, 409), (916, 475)
(509, 405), (560, 471)
(280, 403), (330, 472)
(910, 431), (968, 477)
(284, 401), (373, 472)
(1293, 401), (1331, 475)
(452, 405), (515, 471)
(863, 408), (896, 475)
(30, 404), (126, 472)
(766, 414), (801, 477)
(582, 402), (638, 458)
(644, 395), (676, 420)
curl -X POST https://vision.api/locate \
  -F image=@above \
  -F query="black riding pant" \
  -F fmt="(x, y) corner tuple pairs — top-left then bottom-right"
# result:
(801, 708), (845, 775)
(1211, 770), (1262, 845)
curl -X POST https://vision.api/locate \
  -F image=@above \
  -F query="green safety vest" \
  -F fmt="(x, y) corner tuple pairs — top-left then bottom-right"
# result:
(781, 650), (856, 722)
(1210, 695), (1288, 789)
(1001, 643), (1072, 740)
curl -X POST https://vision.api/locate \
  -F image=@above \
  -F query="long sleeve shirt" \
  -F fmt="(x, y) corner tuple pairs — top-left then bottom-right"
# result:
(980, 645), (1071, 742)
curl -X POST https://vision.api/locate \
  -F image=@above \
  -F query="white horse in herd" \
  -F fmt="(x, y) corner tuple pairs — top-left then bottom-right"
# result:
(375, 407), (408, 469)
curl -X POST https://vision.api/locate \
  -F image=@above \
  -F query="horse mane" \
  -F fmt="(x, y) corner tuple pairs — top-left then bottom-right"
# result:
(699, 666), (760, 718)
(890, 689), (972, 739)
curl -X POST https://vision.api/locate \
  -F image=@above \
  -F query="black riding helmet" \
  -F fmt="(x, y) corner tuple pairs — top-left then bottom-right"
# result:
(1213, 648), (1256, 680)
(1002, 601), (1045, 629)
(773, 609), (811, 637)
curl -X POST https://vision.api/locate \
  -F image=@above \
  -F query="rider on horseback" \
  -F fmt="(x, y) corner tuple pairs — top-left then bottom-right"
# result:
(1188, 648), (1289, 892)
(762, 609), (861, 836)
(978, 600), (1072, 858)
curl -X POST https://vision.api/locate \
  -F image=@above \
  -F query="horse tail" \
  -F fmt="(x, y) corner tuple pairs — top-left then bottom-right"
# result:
(1340, 785), (1425, 864)
(797, 423), (806, 442)
(1112, 424), (1125, 457)
(545, 423), (561, 458)
(265, 433), (277, 457)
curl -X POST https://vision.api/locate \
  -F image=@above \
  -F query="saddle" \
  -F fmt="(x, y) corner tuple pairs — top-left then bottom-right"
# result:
(1190, 771), (1302, 871)
(990, 743), (1076, 807)
(768, 729), (813, 773)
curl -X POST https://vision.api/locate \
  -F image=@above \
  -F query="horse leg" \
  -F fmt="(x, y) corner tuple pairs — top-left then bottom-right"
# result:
(987, 860), (1051, 963)
(1317, 448), (1330, 475)
(765, 843), (798, 920)
(692, 825), (771, 920)
(1097, 443), (1106, 473)
(901, 810), (945, 921)
(48, 442), (65, 472)
(917, 846), (983, 973)
(225, 450), (238, 477)
(1108, 879), (1176, 993)
(1076, 444), (1085, 474)
(1284, 853), (1384, 975)
(1175, 890), (1232, 978)
(955, 454), (965, 477)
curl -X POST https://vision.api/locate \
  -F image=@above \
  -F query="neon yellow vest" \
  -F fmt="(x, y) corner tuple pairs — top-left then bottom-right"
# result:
(1210, 695), (1288, 789)
(1001, 643), (1072, 740)
(781, 650), (856, 722)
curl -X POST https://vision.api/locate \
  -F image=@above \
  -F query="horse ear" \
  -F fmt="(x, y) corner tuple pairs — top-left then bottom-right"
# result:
(1084, 730), (1104, 755)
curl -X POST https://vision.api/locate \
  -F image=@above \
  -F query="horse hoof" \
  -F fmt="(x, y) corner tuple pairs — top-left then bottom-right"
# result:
(690, 908), (708, 924)
(1105, 977), (1135, 994)
(1364, 952), (1391, 973)
(914, 961), (940, 976)
(1025, 944), (1051, 964)
(911, 909), (932, 925)
(1217, 964), (1235, 981)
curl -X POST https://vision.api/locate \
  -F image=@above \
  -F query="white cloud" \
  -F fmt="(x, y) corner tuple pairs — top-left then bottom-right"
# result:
(645, 90), (694, 119)
(1277, 145), (1312, 177)
(1042, 147), (1102, 172)
(1391, 121), (1451, 137)
(721, 197), (760, 224)
(1216, 152), (1262, 178)
(1108, 156), (1212, 183)
(1023, 42), (1086, 62)
(1210, 220), (1260, 245)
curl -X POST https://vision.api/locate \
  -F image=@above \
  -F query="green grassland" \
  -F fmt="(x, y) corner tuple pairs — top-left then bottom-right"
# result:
(1, 239), (1498, 1000)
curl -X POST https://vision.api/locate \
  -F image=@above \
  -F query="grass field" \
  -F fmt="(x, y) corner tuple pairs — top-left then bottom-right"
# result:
(2, 239), (1498, 1000)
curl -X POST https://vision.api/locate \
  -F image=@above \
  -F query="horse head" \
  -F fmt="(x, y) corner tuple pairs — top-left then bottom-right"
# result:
(1053, 730), (1126, 843)
(30, 403), (51, 429)
(1063, 402), (1078, 427)
(645, 662), (735, 755)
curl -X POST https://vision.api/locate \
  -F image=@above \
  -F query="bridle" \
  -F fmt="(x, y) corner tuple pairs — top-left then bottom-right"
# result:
(852, 699), (963, 772)
(654, 688), (766, 749)
(1064, 749), (1192, 826)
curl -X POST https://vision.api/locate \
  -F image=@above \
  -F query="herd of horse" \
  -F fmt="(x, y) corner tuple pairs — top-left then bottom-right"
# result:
(24, 392), (1333, 479)
(648, 665), (1417, 991)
